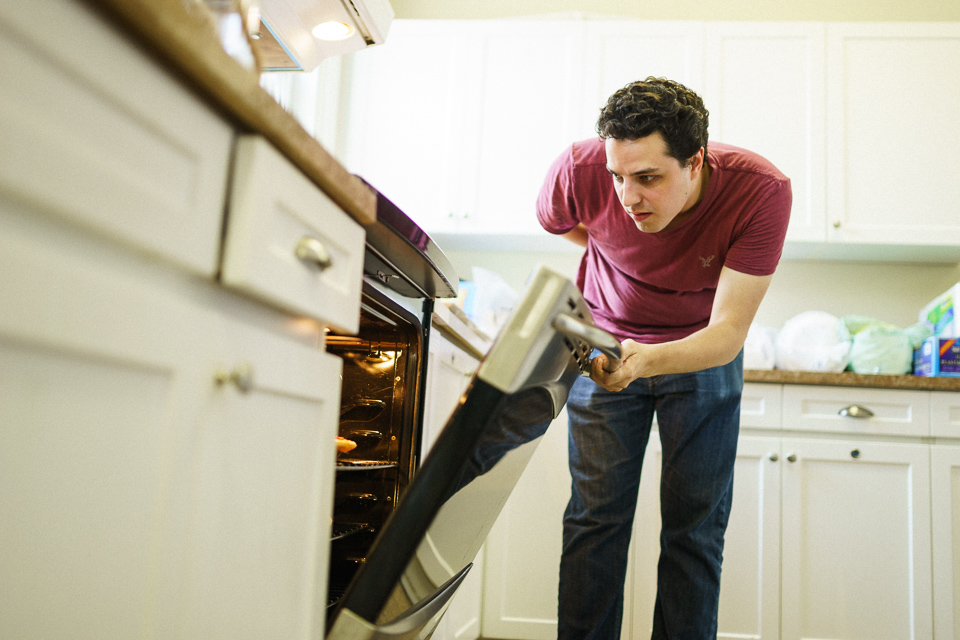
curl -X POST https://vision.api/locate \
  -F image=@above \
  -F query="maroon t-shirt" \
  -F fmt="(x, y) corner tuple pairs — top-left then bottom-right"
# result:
(537, 138), (792, 344)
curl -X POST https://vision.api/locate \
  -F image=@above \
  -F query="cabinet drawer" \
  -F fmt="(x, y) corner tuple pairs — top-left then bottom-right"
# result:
(783, 385), (930, 437)
(932, 392), (960, 439)
(0, 0), (233, 276)
(741, 382), (782, 429)
(222, 136), (365, 333)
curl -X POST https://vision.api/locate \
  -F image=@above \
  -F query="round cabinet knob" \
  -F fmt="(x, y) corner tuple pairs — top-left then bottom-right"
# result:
(295, 236), (332, 271)
(215, 362), (254, 393)
(833, 220), (842, 229)
(769, 452), (779, 462)
(851, 448), (861, 459)
(787, 453), (798, 463)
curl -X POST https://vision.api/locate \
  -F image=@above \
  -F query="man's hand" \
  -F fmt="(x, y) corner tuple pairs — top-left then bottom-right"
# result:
(589, 339), (647, 392)
(587, 267), (773, 391)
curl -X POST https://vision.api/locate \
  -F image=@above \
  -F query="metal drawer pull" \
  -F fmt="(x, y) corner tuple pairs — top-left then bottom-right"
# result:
(214, 362), (254, 393)
(787, 453), (797, 463)
(851, 449), (861, 459)
(768, 453), (779, 462)
(295, 236), (333, 271)
(838, 404), (874, 419)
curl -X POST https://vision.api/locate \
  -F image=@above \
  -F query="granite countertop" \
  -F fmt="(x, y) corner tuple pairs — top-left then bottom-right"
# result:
(745, 369), (960, 391)
(84, 0), (377, 227)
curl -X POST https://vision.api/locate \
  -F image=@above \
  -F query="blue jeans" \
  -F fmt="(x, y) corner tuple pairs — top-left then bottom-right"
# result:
(557, 353), (743, 640)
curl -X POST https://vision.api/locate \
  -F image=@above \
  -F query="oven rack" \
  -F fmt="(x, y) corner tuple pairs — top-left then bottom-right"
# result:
(331, 522), (371, 541)
(335, 460), (397, 470)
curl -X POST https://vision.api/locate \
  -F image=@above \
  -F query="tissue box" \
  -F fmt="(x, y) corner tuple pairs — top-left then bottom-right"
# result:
(919, 283), (960, 336)
(914, 336), (960, 377)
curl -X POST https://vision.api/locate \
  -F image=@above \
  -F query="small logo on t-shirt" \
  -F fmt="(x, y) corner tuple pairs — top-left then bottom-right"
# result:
(699, 255), (716, 268)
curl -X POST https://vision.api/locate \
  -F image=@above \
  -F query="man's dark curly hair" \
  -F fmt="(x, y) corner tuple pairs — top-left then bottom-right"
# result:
(596, 77), (709, 167)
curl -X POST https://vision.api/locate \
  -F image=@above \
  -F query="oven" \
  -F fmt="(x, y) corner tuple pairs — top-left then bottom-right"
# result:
(324, 186), (622, 640)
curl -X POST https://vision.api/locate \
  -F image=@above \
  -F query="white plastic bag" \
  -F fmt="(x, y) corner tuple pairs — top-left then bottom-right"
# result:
(744, 324), (778, 370)
(469, 267), (520, 338)
(775, 311), (851, 372)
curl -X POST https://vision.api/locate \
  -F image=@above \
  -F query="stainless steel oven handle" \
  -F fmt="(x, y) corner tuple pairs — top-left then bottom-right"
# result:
(552, 313), (622, 372)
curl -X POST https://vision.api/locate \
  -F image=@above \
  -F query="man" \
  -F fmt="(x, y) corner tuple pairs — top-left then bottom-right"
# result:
(537, 77), (791, 640)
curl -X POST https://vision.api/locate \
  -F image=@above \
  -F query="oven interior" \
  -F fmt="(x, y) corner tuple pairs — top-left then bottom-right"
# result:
(325, 284), (425, 619)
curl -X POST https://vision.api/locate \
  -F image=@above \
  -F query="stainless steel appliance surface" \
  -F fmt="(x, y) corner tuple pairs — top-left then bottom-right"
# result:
(324, 186), (621, 640)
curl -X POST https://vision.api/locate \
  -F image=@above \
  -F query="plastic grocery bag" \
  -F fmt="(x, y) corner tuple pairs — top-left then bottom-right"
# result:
(775, 311), (851, 372)
(841, 315), (932, 375)
(469, 267), (520, 338)
(744, 324), (778, 370)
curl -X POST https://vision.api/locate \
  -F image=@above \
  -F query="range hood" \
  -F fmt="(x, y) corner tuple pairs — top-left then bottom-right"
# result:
(256, 0), (394, 71)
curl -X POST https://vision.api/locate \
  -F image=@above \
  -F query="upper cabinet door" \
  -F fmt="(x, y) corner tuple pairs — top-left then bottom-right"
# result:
(338, 20), (481, 234)
(0, 0), (233, 278)
(704, 23), (827, 243)
(582, 21), (705, 139)
(464, 20), (587, 236)
(826, 23), (960, 246)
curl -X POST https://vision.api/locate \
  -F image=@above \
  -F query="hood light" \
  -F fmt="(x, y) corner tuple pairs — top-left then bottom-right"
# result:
(312, 20), (355, 41)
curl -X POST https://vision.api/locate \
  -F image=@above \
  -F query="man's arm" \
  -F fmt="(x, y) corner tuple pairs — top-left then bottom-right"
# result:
(590, 266), (772, 391)
(561, 223), (589, 247)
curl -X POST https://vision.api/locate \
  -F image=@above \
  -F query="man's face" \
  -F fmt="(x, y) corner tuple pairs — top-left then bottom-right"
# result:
(605, 133), (707, 233)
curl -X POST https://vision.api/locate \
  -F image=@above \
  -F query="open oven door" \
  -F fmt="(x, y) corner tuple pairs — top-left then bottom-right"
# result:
(325, 264), (622, 640)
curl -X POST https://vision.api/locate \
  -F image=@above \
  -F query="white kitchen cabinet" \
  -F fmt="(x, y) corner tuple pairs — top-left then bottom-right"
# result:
(0, 0), (233, 278)
(932, 391), (960, 438)
(479, 379), (940, 640)
(780, 438), (932, 640)
(481, 408), (571, 640)
(178, 311), (340, 640)
(340, 19), (586, 236)
(422, 330), (484, 640)
(0, 1), (363, 637)
(581, 21), (705, 138)
(0, 203), (216, 640)
(339, 17), (960, 261)
(826, 23), (960, 248)
(628, 435), (782, 640)
(0, 202), (341, 640)
(704, 23), (826, 244)
(933, 444), (960, 640)
(782, 383), (931, 437)
(222, 135), (365, 333)
(338, 20), (478, 234)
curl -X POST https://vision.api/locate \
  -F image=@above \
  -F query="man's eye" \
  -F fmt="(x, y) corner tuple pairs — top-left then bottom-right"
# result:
(640, 175), (658, 183)
(612, 175), (624, 184)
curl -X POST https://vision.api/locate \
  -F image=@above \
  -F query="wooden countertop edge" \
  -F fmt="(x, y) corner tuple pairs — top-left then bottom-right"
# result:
(744, 369), (960, 391)
(84, 0), (377, 227)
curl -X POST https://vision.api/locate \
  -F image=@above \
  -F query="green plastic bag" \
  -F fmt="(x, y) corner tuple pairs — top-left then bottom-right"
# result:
(841, 315), (932, 375)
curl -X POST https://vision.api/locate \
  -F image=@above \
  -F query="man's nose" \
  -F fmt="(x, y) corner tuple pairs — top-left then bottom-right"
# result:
(620, 182), (643, 210)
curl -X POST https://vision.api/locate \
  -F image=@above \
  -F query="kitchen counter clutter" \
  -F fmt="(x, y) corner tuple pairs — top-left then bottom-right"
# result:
(744, 367), (960, 391)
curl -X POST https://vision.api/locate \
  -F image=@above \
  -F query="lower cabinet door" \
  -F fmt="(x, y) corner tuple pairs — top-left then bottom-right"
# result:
(481, 408), (571, 640)
(0, 204), (216, 640)
(178, 319), (340, 640)
(933, 445), (960, 640)
(717, 437), (781, 640)
(780, 438), (932, 640)
(629, 436), (781, 640)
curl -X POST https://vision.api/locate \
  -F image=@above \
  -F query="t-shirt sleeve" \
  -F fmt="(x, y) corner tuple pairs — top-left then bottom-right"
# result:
(723, 177), (793, 276)
(536, 145), (581, 235)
